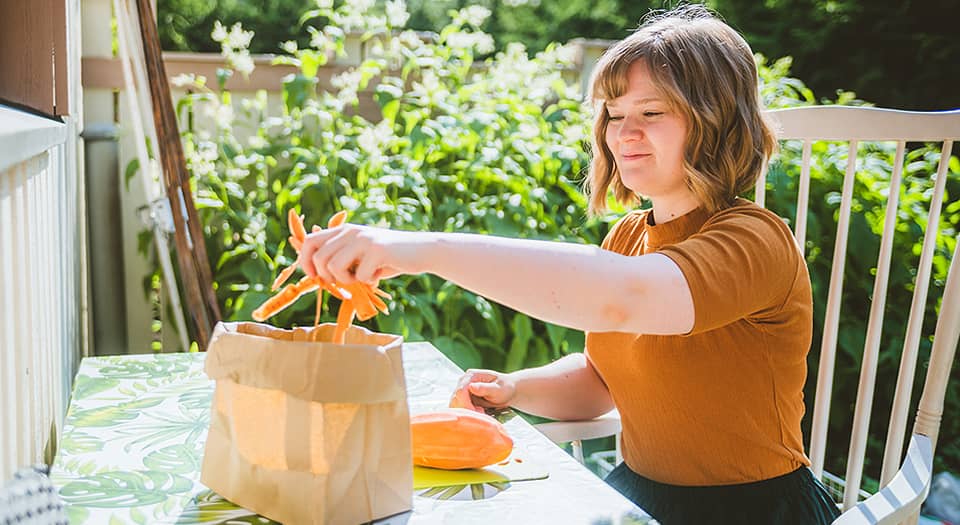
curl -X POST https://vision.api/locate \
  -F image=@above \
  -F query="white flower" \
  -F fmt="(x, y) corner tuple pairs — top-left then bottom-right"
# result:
(171, 73), (197, 87)
(246, 136), (267, 149)
(211, 21), (228, 43)
(398, 30), (422, 49)
(474, 33), (494, 54)
(517, 122), (539, 140)
(339, 195), (360, 210)
(226, 167), (249, 178)
(230, 51), (255, 76)
(333, 11), (367, 32)
(198, 141), (219, 162)
(446, 31), (474, 50)
(226, 22), (254, 50)
(385, 0), (410, 28)
(316, 0), (333, 8)
(460, 6), (491, 27)
(346, 0), (375, 13)
(331, 69), (362, 91)
(215, 103), (234, 128)
(357, 121), (394, 155)
(281, 40), (298, 54)
(563, 123), (586, 144)
(309, 30), (327, 50)
(550, 43), (578, 66)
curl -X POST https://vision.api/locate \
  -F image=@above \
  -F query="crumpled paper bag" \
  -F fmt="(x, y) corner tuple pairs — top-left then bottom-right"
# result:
(201, 321), (411, 524)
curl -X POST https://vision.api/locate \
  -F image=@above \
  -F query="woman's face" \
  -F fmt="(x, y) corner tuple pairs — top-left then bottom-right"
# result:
(604, 60), (689, 200)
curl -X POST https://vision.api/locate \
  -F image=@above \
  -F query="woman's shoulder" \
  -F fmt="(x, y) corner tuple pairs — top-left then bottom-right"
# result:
(602, 209), (651, 250)
(703, 198), (794, 237)
(697, 198), (802, 260)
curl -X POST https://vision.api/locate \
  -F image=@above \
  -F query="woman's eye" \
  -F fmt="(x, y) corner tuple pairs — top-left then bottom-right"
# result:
(608, 115), (624, 121)
(643, 111), (663, 117)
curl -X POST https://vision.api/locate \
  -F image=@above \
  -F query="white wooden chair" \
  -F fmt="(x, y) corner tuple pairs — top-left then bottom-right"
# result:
(536, 106), (960, 524)
(766, 106), (960, 524)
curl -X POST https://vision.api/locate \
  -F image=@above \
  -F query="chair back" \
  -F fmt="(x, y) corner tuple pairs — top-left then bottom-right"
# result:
(761, 106), (960, 515)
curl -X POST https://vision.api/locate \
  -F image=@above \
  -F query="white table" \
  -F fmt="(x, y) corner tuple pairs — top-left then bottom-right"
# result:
(51, 342), (651, 524)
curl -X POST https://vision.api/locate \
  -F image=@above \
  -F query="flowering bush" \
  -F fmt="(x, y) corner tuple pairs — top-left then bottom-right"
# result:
(170, 1), (601, 371)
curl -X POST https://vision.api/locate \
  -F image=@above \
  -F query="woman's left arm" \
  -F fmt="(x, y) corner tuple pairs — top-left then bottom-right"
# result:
(297, 226), (694, 335)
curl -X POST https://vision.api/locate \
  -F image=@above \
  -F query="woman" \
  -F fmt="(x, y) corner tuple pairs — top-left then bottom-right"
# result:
(297, 5), (840, 523)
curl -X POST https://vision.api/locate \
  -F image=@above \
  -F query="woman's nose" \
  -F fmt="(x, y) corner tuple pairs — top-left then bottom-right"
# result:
(618, 117), (643, 142)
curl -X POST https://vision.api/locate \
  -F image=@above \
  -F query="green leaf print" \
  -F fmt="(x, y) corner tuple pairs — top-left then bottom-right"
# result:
(143, 444), (203, 475)
(92, 357), (191, 379)
(178, 387), (213, 411)
(70, 397), (164, 427)
(59, 471), (193, 507)
(117, 406), (209, 453)
(59, 431), (104, 454)
(175, 490), (278, 524)
(71, 376), (120, 401)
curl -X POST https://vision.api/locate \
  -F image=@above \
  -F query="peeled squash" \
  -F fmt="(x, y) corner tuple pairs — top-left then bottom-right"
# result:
(410, 408), (514, 469)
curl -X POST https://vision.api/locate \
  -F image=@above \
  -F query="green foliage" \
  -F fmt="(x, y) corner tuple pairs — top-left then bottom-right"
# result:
(159, 0), (960, 110)
(159, 0), (315, 53)
(147, 1), (960, 483)
(172, 2), (605, 373)
(712, 0), (960, 110)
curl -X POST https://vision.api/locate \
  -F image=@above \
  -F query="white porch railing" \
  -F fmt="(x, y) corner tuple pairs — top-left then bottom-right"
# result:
(0, 106), (85, 481)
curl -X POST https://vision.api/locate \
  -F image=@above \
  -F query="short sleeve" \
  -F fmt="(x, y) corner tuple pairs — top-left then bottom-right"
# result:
(600, 211), (646, 254)
(657, 207), (802, 335)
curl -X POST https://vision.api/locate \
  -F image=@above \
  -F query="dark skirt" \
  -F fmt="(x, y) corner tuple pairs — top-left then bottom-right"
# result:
(605, 463), (841, 525)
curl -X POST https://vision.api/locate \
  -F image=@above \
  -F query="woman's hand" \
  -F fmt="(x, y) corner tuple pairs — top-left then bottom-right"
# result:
(297, 224), (434, 284)
(449, 369), (517, 414)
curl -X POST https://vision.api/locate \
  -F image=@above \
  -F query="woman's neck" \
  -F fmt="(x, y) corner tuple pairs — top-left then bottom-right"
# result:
(650, 192), (701, 225)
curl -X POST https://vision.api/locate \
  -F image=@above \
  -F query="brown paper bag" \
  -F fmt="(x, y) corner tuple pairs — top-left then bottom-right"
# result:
(201, 321), (412, 525)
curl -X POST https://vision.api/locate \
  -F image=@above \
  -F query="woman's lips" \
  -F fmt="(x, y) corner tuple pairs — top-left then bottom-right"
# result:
(622, 153), (651, 161)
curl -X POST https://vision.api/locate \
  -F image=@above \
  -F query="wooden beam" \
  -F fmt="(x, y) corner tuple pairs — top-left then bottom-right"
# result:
(82, 53), (356, 91)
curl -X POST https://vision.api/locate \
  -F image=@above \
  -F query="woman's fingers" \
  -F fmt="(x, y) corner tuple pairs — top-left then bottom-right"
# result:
(304, 227), (354, 283)
(327, 241), (366, 284)
(449, 369), (510, 413)
(298, 227), (336, 278)
(299, 223), (413, 285)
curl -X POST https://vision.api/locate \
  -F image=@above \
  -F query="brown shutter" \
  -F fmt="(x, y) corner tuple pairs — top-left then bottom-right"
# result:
(0, 0), (69, 117)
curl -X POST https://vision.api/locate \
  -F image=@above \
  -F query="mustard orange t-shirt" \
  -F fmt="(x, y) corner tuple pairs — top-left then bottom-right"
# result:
(585, 197), (813, 486)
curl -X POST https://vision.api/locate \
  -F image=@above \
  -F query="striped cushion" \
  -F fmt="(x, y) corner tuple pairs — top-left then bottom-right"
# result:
(835, 434), (933, 525)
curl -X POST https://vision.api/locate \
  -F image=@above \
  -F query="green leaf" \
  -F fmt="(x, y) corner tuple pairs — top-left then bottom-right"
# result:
(124, 159), (139, 191)
(143, 444), (203, 475)
(72, 376), (120, 400)
(505, 315), (533, 372)
(59, 471), (193, 507)
(71, 398), (164, 428)
(60, 431), (105, 455)
(433, 335), (481, 370)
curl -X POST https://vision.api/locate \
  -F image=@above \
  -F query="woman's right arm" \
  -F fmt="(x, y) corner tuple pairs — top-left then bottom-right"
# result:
(451, 353), (614, 421)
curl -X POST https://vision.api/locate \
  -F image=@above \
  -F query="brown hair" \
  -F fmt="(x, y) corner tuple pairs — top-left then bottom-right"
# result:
(585, 4), (776, 215)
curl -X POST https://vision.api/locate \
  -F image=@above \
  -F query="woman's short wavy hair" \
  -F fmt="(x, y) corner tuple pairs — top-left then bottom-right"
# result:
(586, 4), (777, 215)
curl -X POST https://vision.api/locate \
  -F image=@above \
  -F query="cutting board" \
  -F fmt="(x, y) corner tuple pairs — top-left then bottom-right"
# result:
(412, 452), (549, 489)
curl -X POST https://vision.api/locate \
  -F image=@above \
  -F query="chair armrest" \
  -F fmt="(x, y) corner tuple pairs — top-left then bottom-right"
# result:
(833, 434), (933, 525)
(533, 409), (621, 443)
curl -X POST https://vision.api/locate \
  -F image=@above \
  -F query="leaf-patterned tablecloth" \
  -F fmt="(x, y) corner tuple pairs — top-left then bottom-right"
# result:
(51, 344), (650, 525)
